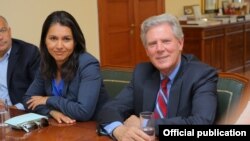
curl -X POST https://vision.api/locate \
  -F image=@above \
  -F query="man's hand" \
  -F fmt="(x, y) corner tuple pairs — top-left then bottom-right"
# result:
(124, 115), (140, 128)
(113, 125), (151, 141)
(49, 110), (76, 124)
(26, 96), (49, 110)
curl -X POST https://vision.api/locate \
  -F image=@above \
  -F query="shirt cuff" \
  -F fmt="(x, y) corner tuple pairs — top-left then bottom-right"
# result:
(104, 121), (123, 135)
(14, 103), (25, 110)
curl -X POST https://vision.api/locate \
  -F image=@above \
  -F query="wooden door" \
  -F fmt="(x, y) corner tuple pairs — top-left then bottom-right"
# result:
(98, 0), (165, 69)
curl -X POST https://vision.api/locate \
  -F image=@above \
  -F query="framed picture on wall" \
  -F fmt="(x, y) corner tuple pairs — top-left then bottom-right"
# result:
(184, 5), (194, 15)
(201, 0), (219, 14)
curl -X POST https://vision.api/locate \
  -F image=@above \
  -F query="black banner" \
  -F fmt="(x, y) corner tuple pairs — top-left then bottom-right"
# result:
(159, 125), (249, 140)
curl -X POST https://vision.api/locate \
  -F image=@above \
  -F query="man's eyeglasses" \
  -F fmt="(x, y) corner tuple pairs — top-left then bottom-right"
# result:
(20, 118), (49, 132)
(0, 27), (8, 35)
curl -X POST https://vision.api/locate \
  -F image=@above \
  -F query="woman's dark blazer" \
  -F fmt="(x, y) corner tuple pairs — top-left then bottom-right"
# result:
(23, 53), (109, 121)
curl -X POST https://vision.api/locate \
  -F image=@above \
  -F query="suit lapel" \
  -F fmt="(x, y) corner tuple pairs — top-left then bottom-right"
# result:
(44, 80), (52, 96)
(143, 71), (160, 112)
(168, 55), (187, 117)
(62, 82), (69, 97)
(168, 77), (182, 117)
(7, 45), (19, 86)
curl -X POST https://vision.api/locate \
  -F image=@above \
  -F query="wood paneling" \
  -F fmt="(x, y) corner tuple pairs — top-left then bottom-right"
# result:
(182, 21), (250, 72)
(245, 22), (250, 64)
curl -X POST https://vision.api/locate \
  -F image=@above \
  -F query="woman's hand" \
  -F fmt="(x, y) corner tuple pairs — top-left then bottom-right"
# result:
(26, 96), (49, 110)
(49, 110), (76, 124)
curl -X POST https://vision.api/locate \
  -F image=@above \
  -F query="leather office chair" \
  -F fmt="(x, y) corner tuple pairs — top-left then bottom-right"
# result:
(216, 72), (250, 124)
(101, 69), (132, 98)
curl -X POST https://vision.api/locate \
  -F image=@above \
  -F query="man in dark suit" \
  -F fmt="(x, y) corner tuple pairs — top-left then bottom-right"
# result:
(0, 15), (40, 110)
(97, 13), (218, 141)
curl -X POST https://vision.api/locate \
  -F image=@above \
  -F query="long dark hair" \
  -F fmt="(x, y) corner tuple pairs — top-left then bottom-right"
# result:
(40, 11), (86, 82)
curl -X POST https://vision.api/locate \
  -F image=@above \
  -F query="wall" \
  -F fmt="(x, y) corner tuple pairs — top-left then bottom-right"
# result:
(1, 0), (230, 60)
(0, 0), (100, 59)
(165, 0), (201, 16)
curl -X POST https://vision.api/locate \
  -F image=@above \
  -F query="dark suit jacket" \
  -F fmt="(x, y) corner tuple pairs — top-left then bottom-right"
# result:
(97, 54), (218, 134)
(7, 38), (40, 105)
(23, 52), (109, 121)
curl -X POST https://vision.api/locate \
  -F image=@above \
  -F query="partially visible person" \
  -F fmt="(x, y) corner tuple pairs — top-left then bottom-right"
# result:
(23, 11), (109, 124)
(0, 15), (40, 110)
(97, 13), (218, 141)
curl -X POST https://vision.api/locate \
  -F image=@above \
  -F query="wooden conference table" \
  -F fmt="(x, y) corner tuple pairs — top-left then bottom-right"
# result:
(0, 108), (112, 141)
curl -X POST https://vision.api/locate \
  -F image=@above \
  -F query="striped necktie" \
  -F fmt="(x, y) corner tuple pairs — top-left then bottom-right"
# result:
(154, 78), (169, 119)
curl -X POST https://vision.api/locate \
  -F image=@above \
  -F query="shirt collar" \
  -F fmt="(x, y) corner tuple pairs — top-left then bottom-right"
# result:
(0, 46), (11, 61)
(6, 47), (11, 56)
(160, 61), (181, 83)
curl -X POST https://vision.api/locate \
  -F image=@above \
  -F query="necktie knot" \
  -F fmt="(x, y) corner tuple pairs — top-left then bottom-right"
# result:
(161, 78), (169, 94)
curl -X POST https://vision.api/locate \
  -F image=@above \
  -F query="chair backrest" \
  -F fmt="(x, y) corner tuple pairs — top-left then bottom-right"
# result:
(216, 72), (250, 124)
(101, 69), (132, 98)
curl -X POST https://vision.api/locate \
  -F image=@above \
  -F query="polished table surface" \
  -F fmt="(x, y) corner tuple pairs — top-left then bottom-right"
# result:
(0, 108), (112, 141)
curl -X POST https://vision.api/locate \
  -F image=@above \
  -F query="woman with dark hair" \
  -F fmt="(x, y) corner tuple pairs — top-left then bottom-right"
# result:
(23, 11), (108, 124)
